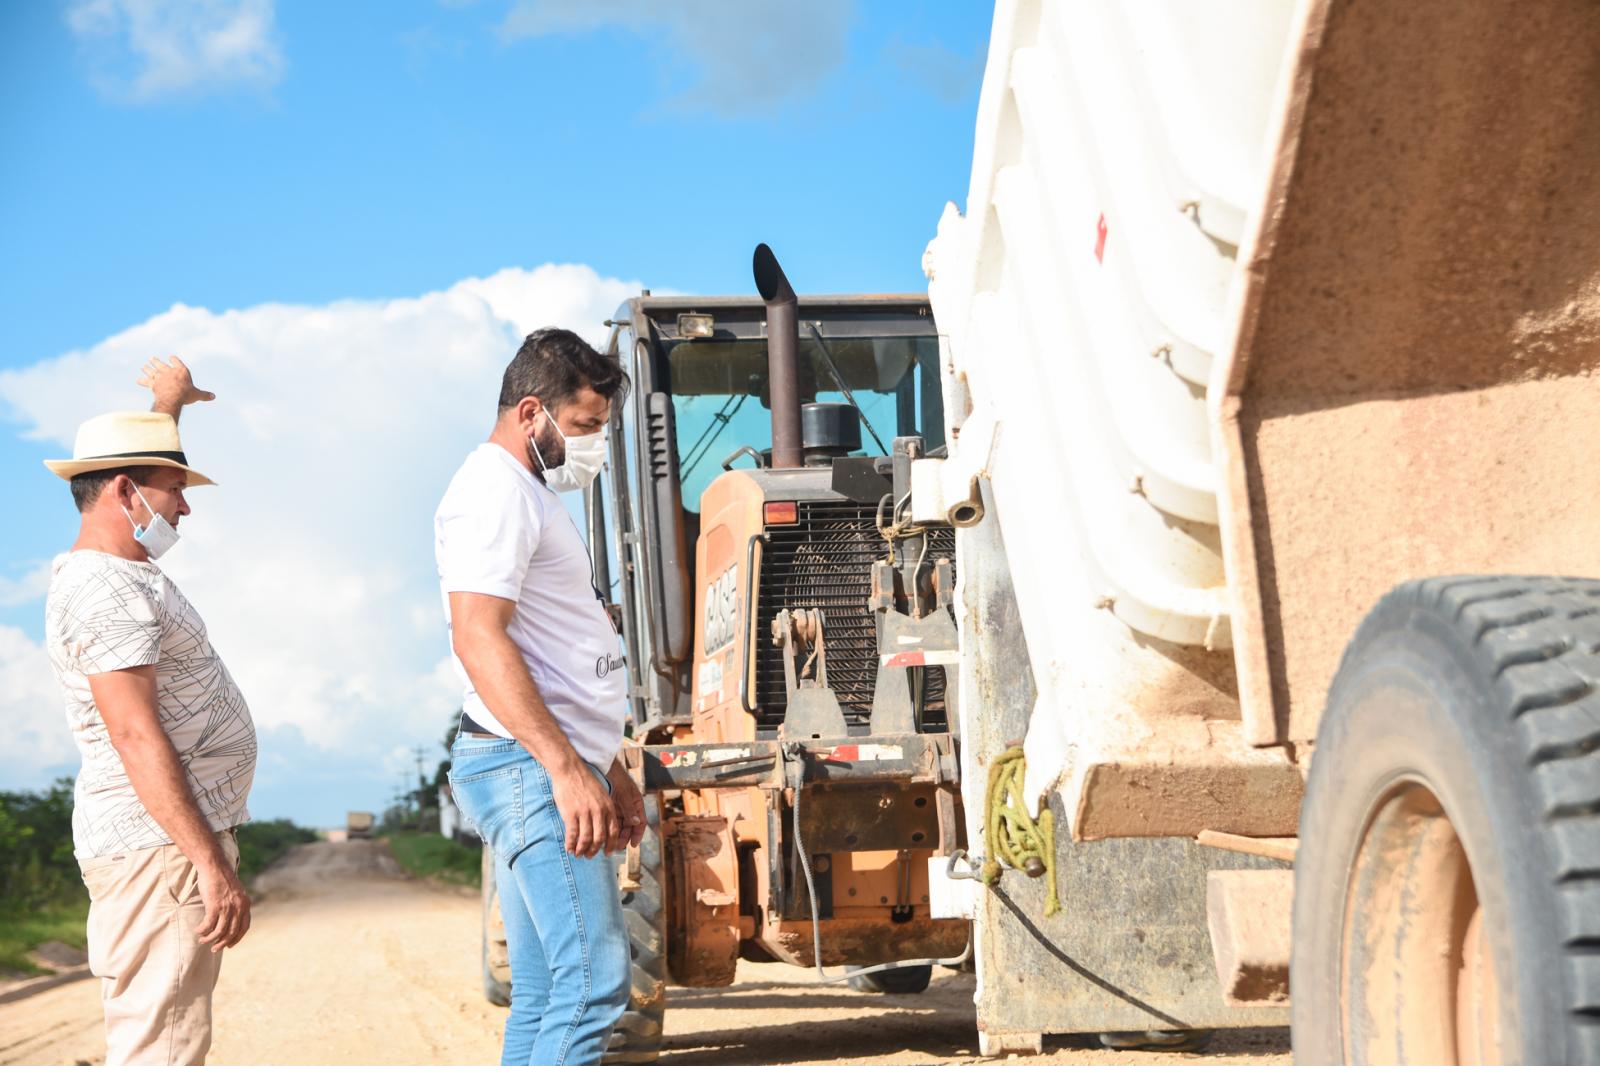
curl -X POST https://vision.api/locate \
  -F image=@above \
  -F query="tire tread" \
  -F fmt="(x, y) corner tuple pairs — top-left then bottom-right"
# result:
(1374, 576), (1600, 1041)
(604, 793), (668, 1065)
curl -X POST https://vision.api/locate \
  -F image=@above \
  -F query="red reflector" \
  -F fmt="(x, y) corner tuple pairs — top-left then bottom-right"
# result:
(764, 501), (799, 525)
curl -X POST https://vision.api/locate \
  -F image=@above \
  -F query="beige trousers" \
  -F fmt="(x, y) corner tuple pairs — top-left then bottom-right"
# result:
(77, 831), (240, 1066)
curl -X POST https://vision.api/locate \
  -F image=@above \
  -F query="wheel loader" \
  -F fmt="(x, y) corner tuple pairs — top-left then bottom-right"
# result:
(479, 245), (969, 1062)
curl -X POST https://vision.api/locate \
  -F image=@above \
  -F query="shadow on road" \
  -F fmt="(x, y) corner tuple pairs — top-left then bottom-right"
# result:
(661, 1016), (979, 1066)
(660, 973), (978, 1065)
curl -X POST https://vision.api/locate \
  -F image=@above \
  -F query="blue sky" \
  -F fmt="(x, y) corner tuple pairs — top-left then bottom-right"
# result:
(0, 1), (990, 826)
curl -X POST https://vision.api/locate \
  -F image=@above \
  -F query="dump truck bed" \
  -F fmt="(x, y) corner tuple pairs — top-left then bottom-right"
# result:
(924, 0), (1600, 1044)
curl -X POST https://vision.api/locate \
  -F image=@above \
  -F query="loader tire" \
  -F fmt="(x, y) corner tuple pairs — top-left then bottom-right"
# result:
(846, 964), (933, 995)
(604, 794), (668, 1064)
(1096, 1030), (1214, 1052)
(1293, 576), (1600, 1066)
(481, 844), (512, 1007)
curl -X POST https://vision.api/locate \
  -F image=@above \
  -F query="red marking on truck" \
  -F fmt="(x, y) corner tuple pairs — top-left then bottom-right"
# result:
(1095, 214), (1108, 262)
(881, 650), (960, 668)
(820, 743), (905, 763)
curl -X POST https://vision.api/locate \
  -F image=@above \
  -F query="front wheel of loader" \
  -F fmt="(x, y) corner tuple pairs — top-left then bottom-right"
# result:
(1096, 1030), (1214, 1053)
(604, 793), (668, 1064)
(1293, 577), (1600, 1066)
(846, 964), (933, 995)
(481, 844), (512, 1007)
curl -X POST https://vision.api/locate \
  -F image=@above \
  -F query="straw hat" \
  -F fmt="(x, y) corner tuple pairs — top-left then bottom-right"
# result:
(43, 411), (216, 486)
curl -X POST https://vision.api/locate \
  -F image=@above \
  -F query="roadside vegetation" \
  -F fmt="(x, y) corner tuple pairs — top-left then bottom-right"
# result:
(0, 780), (86, 975)
(236, 819), (318, 879)
(373, 709), (481, 888)
(382, 830), (481, 887)
(0, 780), (317, 977)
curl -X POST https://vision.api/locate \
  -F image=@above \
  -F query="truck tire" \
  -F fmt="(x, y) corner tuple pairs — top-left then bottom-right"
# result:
(481, 844), (512, 1007)
(1293, 576), (1600, 1066)
(847, 964), (933, 994)
(604, 794), (668, 1064)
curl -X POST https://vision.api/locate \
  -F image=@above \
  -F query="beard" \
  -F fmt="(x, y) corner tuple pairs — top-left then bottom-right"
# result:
(527, 418), (567, 481)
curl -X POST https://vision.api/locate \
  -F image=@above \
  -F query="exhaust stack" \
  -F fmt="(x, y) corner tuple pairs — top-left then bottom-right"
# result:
(753, 243), (803, 469)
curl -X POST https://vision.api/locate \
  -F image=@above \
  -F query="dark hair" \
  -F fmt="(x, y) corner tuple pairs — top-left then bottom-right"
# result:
(497, 328), (630, 415)
(69, 465), (161, 514)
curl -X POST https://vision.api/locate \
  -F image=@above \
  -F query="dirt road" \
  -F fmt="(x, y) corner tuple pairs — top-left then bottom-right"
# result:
(0, 840), (1289, 1065)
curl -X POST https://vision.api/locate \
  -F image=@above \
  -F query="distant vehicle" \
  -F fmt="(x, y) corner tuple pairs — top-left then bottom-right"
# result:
(345, 811), (375, 839)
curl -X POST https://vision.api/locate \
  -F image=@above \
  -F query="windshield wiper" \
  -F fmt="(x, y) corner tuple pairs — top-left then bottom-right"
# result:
(807, 322), (889, 454)
(680, 392), (749, 483)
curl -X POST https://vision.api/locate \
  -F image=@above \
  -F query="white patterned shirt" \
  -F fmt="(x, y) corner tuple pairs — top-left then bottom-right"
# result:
(45, 551), (256, 859)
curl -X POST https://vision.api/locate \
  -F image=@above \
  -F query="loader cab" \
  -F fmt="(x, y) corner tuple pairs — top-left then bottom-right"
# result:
(591, 294), (945, 738)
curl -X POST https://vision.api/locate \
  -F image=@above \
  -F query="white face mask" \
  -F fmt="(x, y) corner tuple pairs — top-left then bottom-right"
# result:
(121, 484), (181, 560)
(528, 410), (606, 493)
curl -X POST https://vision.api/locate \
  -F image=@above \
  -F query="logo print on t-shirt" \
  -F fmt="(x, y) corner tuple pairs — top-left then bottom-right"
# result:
(596, 652), (626, 678)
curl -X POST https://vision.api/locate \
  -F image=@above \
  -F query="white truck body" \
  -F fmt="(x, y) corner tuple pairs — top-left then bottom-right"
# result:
(925, 0), (1600, 1049)
(926, 0), (1304, 844)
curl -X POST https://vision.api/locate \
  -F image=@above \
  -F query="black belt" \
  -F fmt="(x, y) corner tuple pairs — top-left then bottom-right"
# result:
(459, 711), (503, 738)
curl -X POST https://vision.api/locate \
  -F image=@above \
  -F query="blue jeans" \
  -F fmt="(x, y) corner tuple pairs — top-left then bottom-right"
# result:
(449, 735), (630, 1066)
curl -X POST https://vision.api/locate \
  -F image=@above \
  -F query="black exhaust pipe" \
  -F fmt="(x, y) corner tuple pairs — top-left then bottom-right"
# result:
(753, 243), (803, 470)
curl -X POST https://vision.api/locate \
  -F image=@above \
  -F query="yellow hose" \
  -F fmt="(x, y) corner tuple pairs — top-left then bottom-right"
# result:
(979, 747), (1059, 917)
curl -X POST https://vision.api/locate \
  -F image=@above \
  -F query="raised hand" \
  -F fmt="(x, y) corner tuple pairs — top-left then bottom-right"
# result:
(140, 356), (216, 419)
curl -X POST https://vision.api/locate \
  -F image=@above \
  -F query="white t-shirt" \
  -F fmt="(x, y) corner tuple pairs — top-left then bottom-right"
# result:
(45, 551), (257, 859)
(434, 442), (627, 770)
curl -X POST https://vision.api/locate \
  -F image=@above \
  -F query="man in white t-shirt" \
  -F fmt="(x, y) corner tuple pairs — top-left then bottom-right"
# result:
(437, 327), (642, 1065)
(43, 357), (255, 1066)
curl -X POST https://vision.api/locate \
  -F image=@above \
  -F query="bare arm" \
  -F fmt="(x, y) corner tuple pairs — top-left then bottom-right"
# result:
(140, 356), (215, 424)
(449, 591), (619, 857)
(88, 666), (250, 950)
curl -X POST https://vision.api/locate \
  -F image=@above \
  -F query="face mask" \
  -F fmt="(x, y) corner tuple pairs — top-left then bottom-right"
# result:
(121, 484), (181, 560)
(528, 410), (606, 493)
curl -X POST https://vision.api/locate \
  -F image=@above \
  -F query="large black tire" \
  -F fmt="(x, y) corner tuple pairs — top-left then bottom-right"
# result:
(604, 793), (668, 1064)
(846, 964), (934, 995)
(481, 844), (512, 1007)
(1293, 577), (1600, 1066)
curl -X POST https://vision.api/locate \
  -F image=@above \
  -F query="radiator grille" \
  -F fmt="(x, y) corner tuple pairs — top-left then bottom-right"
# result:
(754, 499), (954, 735)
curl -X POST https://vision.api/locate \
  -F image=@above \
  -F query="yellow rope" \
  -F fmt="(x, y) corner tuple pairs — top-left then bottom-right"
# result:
(978, 747), (1059, 917)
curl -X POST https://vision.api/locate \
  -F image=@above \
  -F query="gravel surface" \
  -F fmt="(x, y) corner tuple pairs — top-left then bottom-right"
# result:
(0, 840), (1290, 1065)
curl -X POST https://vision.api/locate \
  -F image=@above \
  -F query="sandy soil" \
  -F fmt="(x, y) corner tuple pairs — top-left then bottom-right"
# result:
(0, 840), (1290, 1065)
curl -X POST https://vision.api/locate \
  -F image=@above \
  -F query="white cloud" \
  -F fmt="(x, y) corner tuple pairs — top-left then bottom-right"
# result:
(0, 561), (55, 609)
(65, 0), (285, 102)
(0, 263), (641, 804)
(0, 626), (78, 787)
(498, 0), (853, 116)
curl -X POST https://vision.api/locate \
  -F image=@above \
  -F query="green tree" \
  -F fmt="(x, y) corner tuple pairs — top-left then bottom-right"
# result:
(0, 779), (83, 907)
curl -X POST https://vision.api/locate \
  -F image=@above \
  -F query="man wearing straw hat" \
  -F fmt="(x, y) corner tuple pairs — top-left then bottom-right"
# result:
(43, 357), (256, 1066)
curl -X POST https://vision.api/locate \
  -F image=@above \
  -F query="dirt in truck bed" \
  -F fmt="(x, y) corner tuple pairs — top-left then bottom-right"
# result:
(0, 839), (1288, 1065)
